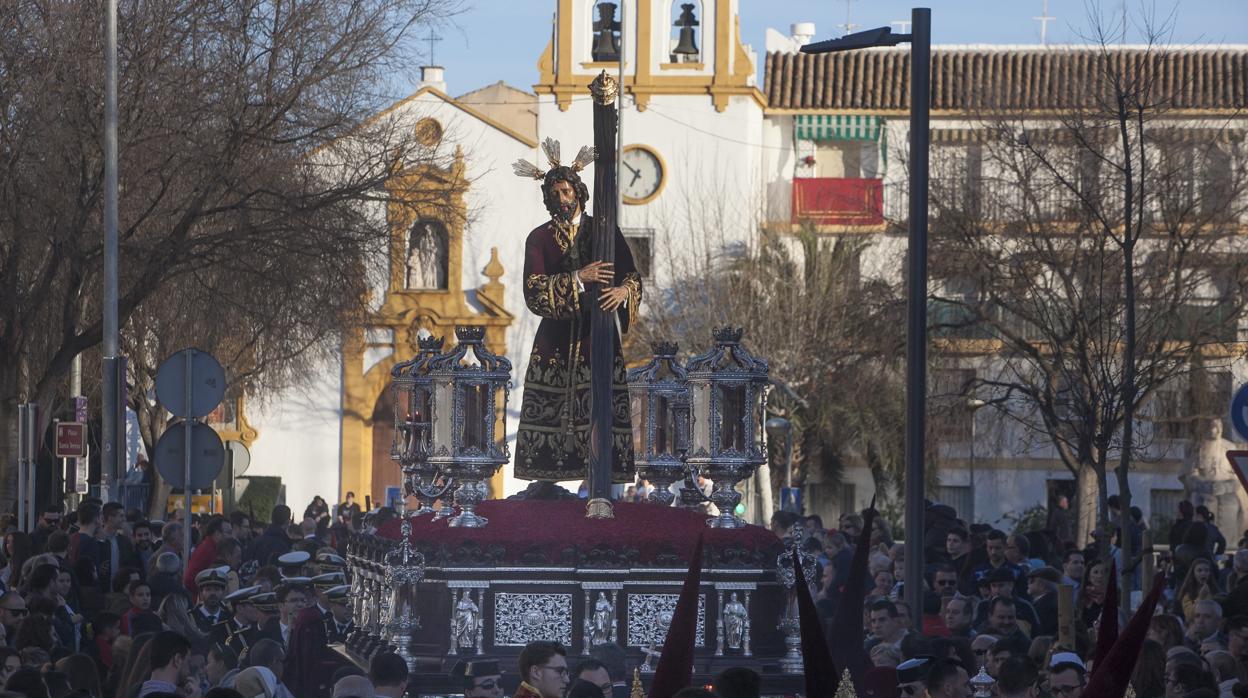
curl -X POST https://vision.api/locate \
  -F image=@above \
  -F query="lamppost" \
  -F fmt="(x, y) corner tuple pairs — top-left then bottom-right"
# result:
(765, 417), (795, 513)
(802, 7), (932, 631)
(967, 397), (986, 525)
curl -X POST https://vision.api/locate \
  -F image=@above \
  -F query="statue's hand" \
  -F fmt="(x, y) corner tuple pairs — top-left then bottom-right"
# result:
(577, 260), (614, 285)
(600, 286), (629, 312)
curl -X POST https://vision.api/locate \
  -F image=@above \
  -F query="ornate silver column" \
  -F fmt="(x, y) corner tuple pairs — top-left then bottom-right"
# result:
(776, 528), (817, 674)
(384, 502), (426, 672)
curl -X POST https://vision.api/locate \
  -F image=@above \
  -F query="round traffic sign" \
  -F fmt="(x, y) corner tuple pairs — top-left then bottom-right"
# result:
(155, 421), (225, 489)
(155, 348), (226, 418)
(225, 440), (251, 479)
(1231, 384), (1248, 442)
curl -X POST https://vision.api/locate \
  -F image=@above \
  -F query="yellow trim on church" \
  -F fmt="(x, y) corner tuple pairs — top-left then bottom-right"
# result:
(535, 0), (764, 112)
(339, 149), (513, 506)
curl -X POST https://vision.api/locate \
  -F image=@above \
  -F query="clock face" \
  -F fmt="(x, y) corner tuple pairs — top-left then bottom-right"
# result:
(621, 145), (665, 204)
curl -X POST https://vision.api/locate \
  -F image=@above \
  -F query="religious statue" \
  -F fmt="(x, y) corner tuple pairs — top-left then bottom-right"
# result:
(511, 137), (642, 482)
(590, 592), (615, 645)
(1181, 417), (1248, 536)
(406, 220), (448, 289)
(453, 593), (480, 649)
(723, 592), (747, 650)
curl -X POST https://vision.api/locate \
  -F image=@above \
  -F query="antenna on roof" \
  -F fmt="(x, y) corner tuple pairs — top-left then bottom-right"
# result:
(890, 20), (912, 34)
(1032, 0), (1056, 46)
(837, 0), (860, 36)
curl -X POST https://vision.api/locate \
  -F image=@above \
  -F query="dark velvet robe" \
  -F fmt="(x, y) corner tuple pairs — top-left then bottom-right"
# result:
(515, 215), (642, 482)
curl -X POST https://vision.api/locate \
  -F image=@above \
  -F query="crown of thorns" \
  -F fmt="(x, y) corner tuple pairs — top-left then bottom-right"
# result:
(511, 137), (595, 181)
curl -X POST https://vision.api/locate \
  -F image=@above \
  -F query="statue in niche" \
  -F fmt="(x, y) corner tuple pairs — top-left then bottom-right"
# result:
(590, 592), (614, 645)
(453, 592), (480, 648)
(406, 219), (448, 289)
(1181, 417), (1248, 536)
(723, 592), (747, 650)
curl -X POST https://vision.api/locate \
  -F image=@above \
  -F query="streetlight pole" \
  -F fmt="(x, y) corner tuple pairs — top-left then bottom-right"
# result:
(803, 7), (931, 631)
(102, 0), (122, 503)
(967, 398), (986, 525)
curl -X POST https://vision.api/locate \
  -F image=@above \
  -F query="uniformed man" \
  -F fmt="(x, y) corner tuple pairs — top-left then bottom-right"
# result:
(249, 591), (283, 646)
(190, 567), (229, 634)
(217, 585), (262, 651)
(276, 551), (311, 579)
(896, 656), (933, 697)
(323, 584), (354, 643)
(315, 552), (346, 576)
(451, 658), (505, 698)
(310, 572), (345, 619)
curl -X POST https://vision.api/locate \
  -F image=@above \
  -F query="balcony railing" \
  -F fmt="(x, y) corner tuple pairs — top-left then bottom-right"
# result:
(792, 177), (883, 226)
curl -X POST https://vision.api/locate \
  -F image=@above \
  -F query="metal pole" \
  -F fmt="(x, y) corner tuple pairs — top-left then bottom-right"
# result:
(101, 0), (121, 504)
(968, 409), (976, 525)
(617, 0), (625, 216)
(784, 430), (793, 489)
(183, 350), (194, 560)
(17, 405), (29, 533)
(903, 7), (932, 633)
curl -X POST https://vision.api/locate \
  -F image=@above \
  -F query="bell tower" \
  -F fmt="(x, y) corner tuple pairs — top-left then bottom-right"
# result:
(535, 0), (759, 112)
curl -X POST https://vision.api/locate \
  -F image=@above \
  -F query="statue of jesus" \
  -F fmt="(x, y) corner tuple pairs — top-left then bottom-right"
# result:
(512, 139), (642, 483)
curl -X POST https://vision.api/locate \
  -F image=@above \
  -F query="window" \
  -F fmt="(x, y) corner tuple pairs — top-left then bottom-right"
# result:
(935, 485), (973, 518)
(623, 228), (654, 281)
(1150, 488), (1185, 535)
(930, 368), (976, 443)
(669, 1), (701, 63)
(591, 2), (621, 62)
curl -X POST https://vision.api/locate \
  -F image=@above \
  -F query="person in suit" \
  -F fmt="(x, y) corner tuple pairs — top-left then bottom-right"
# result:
(322, 585), (354, 644)
(214, 585), (261, 649)
(1026, 566), (1062, 638)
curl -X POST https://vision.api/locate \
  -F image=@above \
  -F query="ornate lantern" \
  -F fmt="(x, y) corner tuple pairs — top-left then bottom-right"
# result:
(626, 341), (690, 505)
(427, 326), (512, 528)
(685, 327), (769, 528)
(391, 335), (453, 517)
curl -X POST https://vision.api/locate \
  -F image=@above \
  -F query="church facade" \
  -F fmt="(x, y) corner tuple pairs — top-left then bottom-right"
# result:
(245, 0), (1248, 532)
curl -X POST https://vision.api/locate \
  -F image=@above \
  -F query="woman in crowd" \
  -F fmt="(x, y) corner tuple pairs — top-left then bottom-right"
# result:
(157, 593), (211, 653)
(56, 653), (104, 698)
(1176, 556), (1221, 623)
(1, 532), (33, 591)
(1078, 557), (1110, 627)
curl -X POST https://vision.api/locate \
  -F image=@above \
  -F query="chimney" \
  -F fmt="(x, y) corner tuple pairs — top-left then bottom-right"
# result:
(419, 65), (446, 93)
(790, 22), (816, 47)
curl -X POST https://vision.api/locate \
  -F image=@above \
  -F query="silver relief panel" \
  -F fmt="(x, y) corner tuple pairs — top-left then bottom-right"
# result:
(627, 593), (706, 648)
(493, 593), (574, 647)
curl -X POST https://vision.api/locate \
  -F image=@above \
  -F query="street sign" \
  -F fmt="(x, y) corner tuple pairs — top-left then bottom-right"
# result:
(54, 422), (87, 459)
(1230, 384), (1248, 442)
(155, 349), (226, 419)
(1226, 451), (1248, 497)
(224, 440), (251, 479)
(155, 422), (225, 489)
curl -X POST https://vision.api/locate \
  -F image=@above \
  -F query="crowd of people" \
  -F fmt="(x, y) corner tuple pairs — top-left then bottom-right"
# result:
(0, 484), (1244, 698)
(763, 494), (1248, 697)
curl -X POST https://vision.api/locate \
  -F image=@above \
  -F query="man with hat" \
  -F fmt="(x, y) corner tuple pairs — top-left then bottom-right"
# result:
(248, 591), (284, 647)
(323, 585), (355, 643)
(451, 658), (504, 698)
(311, 572), (346, 619)
(896, 657), (932, 697)
(1025, 566), (1061, 637)
(316, 552), (347, 576)
(217, 585), (262, 650)
(277, 551), (311, 579)
(191, 567), (230, 634)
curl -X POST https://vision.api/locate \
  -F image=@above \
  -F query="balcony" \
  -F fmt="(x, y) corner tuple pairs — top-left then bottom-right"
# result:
(792, 177), (884, 226)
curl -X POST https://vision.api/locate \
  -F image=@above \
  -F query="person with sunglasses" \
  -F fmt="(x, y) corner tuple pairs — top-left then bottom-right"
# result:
(0, 592), (27, 648)
(451, 658), (504, 698)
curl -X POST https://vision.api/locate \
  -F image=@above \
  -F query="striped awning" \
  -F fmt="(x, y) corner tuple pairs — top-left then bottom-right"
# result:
(795, 115), (883, 141)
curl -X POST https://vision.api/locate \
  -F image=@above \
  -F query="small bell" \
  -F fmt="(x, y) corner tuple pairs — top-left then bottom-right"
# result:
(592, 2), (621, 61)
(671, 3), (699, 59)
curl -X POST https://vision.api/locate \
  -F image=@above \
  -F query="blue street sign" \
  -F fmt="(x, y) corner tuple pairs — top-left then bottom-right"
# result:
(1230, 383), (1248, 442)
(780, 487), (803, 513)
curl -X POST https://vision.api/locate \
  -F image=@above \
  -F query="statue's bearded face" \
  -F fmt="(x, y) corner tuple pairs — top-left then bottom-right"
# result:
(550, 180), (579, 221)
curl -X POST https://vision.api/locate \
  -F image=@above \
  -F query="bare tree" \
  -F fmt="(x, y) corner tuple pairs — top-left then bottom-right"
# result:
(0, 0), (462, 508)
(925, 12), (1248, 550)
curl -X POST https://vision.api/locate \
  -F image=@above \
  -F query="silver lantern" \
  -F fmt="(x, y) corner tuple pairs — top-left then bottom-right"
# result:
(685, 327), (769, 528)
(626, 341), (690, 506)
(391, 335), (453, 517)
(427, 326), (512, 528)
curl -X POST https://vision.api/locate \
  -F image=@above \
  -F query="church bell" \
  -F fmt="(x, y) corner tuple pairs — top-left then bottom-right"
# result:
(672, 3), (699, 59)
(592, 2), (621, 62)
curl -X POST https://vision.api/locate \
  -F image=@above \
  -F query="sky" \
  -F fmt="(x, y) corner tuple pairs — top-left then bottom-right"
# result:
(406, 0), (1248, 99)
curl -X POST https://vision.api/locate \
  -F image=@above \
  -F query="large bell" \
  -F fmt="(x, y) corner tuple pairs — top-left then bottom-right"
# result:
(672, 3), (699, 58)
(592, 2), (620, 62)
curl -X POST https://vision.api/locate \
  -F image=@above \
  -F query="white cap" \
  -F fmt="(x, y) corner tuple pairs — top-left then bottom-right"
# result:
(1049, 652), (1087, 670)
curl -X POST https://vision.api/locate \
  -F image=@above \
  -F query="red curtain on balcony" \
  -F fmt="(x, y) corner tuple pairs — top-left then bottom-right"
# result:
(792, 178), (883, 226)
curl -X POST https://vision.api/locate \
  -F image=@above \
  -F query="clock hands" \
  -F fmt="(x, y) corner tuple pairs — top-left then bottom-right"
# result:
(630, 170), (642, 187)
(623, 161), (641, 178)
